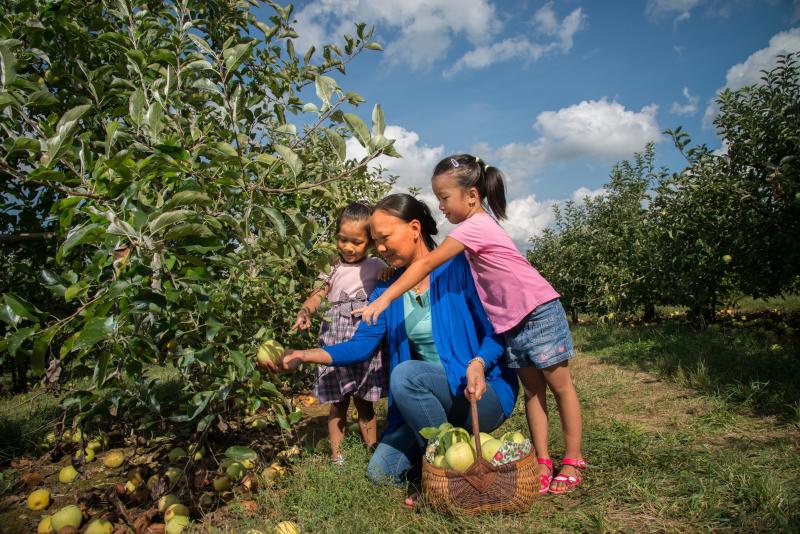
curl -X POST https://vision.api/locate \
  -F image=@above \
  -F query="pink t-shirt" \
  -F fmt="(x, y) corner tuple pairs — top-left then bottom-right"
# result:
(448, 212), (559, 333)
(321, 256), (386, 300)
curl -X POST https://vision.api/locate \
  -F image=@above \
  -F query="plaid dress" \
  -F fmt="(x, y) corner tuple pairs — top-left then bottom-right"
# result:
(313, 263), (388, 403)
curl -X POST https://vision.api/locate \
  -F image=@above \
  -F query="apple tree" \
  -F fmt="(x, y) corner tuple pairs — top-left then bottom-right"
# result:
(0, 0), (397, 437)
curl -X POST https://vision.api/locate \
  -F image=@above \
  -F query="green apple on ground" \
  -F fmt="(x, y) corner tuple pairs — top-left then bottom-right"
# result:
(722, 254), (733, 263)
(75, 447), (95, 462)
(50, 505), (83, 531)
(444, 441), (475, 472)
(167, 447), (187, 463)
(165, 467), (184, 484)
(27, 488), (50, 510)
(166, 515), (190, 534)
(37, 515), (54, 534)
(275, 521), (300, 534)
(84, 518), (113, 534)
(59, 465), (79, 483)
(164, 503), (190, 522)
(102, 450), (125, 468)
(213, 475), (232, 492)
(158, 494), (180, 513)
(226, 462), (247, 481)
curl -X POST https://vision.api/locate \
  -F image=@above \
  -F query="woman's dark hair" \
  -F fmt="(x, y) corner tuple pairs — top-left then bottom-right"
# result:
(432, 154), (507, 220)
(372, 193), (438, 250)
(336, 201), (372, 235)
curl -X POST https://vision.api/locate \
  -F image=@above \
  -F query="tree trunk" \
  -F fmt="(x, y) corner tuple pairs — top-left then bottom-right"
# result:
(643, 302), (655, 322)
(0, 232), (55, 245)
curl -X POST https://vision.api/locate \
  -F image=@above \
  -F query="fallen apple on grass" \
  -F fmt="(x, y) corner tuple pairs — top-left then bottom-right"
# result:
(26, 488), (50, 510)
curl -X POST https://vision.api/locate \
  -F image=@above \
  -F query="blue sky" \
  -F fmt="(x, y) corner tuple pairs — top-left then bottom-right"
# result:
(270, 0), (799, 246)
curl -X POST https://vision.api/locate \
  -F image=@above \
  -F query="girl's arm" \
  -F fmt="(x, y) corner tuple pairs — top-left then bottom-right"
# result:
(292, 283), (330, 331)
(358, 237), (465, 325)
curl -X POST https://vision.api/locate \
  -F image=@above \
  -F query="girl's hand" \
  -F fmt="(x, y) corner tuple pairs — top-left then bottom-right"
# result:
(465, 358), (487, 401)
(353, 296), (388, 326)
(378, 266), (396, 281)
(292, 309), (311, 331)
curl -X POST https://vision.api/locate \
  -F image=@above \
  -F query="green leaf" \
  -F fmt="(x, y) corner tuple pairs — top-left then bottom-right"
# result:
(229, 349), (250, 379)
(223, 42), (253, 75)
(274, 144), (302, 177)
(0, 42), (17, 87)
(148, 209), (196, 234)
(343, 113), (370, 148)
(324, 128), (346, 162)
(371, 104), (385, 136)
(146, 100), (163, 143)
(42, 104), (92, 167)
(129, 88), (145, 127)
(2, 293), (42, 324)
(31, 328), (56, 375)
(164, 223), (214, 240)
(192, 78), (221, 94)
(259, 206), (286, 238)
(59, 222), (103, 260)
(315, 75), (336, 106)
(73, 316), (116, 351)
(6, 326), (35, 356)
(419, 427), (440, 440)
(365, 42), (383, 51)
(223, 445), (257, 462)
(39, 270), (68, 297)
(164, 191), (212, 209)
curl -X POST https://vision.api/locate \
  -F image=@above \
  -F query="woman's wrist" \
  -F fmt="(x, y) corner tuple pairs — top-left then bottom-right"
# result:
(467, 356), (485, 370)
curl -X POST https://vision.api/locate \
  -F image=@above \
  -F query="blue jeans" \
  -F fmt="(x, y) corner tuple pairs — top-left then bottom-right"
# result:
(367, 360), (507, 485)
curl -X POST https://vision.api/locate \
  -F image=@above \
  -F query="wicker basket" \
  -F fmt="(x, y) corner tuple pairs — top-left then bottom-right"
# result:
(421, 397), (539, 515)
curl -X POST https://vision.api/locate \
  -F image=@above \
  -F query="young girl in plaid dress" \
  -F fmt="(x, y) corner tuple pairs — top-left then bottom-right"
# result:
(292, 202), (388, 463)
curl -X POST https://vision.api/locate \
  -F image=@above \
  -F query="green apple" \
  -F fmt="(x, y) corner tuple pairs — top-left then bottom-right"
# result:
(480, 438), (503, 463)
(59, 465), (80, 483)
(75, 447), (95, 462)
(444, 441), (475, 473)
(164, 503), (190, 522)
(168, 447), (187, 463)
(27, 488), (50, 510)
(102, 450), (125, 468)
(501, 431), (526, 444)
(166, 515), (190, 534)
(158, 494), (180, 513)
(432, 454), (448, 468)
(212, 475), (232, 492)
(226, 462), (246, 481)
(274, 521), (300, 534)
(37, 515), (54, 534)
(84, 518), (113, 534)
(50, 505), (83, 531)
(256, 339), (284, 367)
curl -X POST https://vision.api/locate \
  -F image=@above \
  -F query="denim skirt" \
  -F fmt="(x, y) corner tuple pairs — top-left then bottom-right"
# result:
(503, 299), (575, 369)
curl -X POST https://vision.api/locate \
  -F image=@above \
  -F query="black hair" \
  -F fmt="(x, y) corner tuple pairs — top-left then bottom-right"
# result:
(372, 193), (438, 251)
(432, 154), (507, 220)
(336, 202), (372, 243)
(336, 201), (372, 236)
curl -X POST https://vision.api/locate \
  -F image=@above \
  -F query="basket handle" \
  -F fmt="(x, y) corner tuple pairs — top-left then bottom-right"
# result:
(469, 393), (483, 462)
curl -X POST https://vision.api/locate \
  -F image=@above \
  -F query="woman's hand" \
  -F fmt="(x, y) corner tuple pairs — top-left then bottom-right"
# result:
(353, 296), (389, 326)
(264, 349), (305, 373)
(465, 357), (487, 401)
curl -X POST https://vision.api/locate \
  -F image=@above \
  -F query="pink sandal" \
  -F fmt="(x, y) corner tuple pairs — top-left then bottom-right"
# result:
(537, 457), (553, 494)
(548, 458), (587, 495)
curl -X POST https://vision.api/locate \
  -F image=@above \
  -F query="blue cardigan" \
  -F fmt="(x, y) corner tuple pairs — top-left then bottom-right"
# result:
(325, 253), (519, 433)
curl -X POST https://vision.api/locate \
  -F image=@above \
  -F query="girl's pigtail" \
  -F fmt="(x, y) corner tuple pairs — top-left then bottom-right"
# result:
(483, 165), (507, 220)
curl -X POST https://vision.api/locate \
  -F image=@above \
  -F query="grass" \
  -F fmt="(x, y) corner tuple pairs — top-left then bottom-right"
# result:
(0, 387), (61, 463)
(203, 317), (800, 533)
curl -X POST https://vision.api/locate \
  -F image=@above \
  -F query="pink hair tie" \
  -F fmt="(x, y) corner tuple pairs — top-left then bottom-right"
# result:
(450, 158), (460, 168)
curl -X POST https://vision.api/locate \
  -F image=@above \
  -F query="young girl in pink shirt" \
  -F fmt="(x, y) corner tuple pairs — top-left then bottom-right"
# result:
(358, 154), (586, 495)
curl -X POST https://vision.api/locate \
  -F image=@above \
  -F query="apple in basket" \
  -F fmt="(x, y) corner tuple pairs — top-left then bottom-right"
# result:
(444, 442), (475, 472)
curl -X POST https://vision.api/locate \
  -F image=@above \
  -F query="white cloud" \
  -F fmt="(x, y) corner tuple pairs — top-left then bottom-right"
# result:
(444, 4), (586, 77)
(346, 124), (444, 192)
(293, 0), (499, 72)
(571, 186), (606, 203)
(646, 0), (703, 21)
(501, 194), (556, 245)
(670, 86), (699, 115)
(703, 27), (800, 127)
(533, 98), (663, 161)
